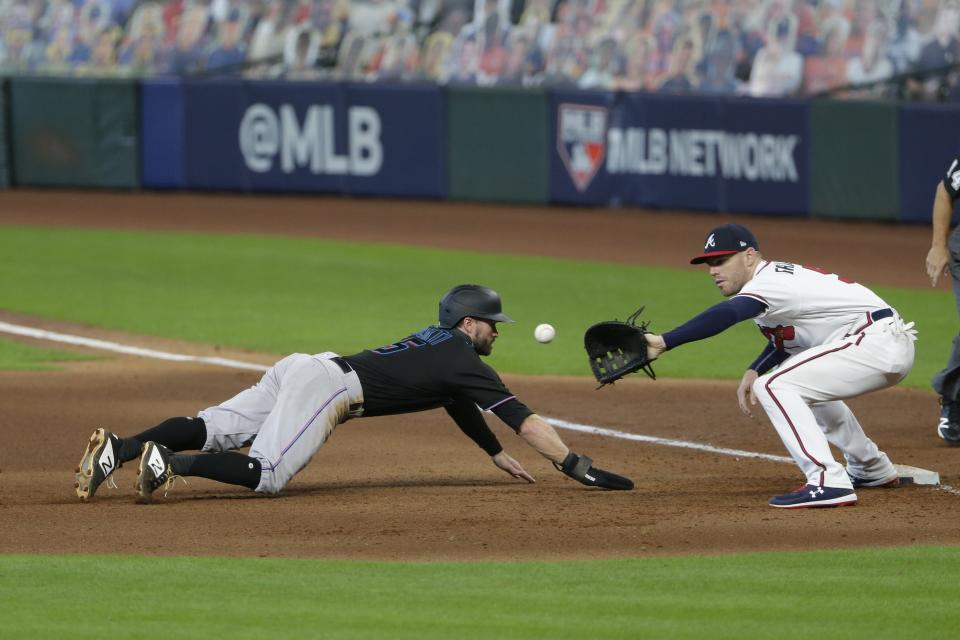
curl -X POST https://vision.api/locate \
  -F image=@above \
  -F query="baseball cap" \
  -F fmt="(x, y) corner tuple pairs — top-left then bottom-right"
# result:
(689, 223), (759, 264)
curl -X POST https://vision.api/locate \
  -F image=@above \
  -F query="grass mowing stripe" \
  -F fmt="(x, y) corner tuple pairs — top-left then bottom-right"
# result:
(1, 547), (957, 639)
(0, 225), (953, 387)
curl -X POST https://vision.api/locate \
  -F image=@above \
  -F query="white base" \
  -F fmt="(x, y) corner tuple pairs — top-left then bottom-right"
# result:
(895, 464), (940, 486)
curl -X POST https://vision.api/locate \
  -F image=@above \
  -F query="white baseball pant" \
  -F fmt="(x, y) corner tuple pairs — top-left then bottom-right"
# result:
(751, 316), (916, 488)
(198, 352), (363, 494)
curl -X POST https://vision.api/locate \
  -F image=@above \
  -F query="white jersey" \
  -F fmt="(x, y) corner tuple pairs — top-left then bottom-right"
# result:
(736, 260), (889, 353)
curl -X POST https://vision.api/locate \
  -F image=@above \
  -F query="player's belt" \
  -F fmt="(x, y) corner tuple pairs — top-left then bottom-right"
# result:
(871, 308), (893, 321)
(331, 356), (353, 374)
(331, 356), (364, 416)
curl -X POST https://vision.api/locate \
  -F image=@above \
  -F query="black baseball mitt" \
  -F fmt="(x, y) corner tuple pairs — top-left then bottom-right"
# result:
(584, 306), (656, 386)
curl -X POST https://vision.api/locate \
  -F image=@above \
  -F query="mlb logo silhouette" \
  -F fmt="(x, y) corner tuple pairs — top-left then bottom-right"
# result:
(557, 104), (608, 192)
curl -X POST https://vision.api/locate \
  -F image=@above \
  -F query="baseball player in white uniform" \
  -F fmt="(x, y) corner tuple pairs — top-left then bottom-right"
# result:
(644, 223), (917, 508)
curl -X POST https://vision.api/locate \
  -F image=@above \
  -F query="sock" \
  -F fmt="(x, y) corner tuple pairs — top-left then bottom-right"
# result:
(122, 417), (207, 462)
(170, 452), (261, 490)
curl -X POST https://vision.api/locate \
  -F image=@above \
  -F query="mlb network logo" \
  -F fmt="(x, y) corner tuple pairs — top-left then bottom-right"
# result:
(557, 104), (608, 192)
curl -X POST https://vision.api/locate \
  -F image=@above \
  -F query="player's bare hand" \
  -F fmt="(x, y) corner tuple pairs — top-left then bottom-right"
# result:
(737, 369), (759, 418)
(926, 245), (950, 287)
(644, 333), (667, 361)
(492, 451), (535, 484)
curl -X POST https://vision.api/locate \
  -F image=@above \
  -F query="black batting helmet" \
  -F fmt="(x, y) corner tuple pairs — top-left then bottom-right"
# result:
(438, 284), (513, 329)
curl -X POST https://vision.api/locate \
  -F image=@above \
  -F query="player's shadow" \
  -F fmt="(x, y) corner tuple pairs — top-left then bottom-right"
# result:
(184, 476), (518, 501)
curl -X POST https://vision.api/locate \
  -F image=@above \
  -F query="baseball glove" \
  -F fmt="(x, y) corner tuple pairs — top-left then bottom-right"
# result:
(554, 452), (634, 490)
(583, 306), (656, 386)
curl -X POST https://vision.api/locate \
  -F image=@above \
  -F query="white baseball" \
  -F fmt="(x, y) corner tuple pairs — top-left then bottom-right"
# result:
(534, 323), (556, 343)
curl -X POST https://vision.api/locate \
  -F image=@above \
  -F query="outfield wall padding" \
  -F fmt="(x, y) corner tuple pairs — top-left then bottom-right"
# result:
(9, 77), (138, 188)
(178, 79), (445, 197)
(809, 100), (899, 221)
(447, 87), (549, 203)
(0, 80), (9, 189)
(549, 92), (809, 216)
(897, 103), (960, 224)
(141, 78), (186, 189)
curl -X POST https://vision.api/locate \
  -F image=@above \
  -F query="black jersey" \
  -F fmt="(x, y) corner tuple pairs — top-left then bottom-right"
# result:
(944, 158), (960, 202)
(343, 326), (533, 443)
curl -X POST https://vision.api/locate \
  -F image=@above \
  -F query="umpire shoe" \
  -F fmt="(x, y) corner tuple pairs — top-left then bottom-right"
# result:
(769, 485), (857, 509)
(937, 398), (960, 444)
(136, 442), (178, 504)
(75, 428), (123, 501)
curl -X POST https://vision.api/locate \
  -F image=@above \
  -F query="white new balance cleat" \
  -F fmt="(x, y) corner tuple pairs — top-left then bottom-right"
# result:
(75, 428), (123, 500)
(136, 441), (179, 504)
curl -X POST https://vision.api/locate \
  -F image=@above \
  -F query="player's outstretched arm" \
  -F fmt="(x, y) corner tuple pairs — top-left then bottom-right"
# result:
(492, 451), (535, 483)
(645, 332), (667, 361)
(518, 415), (634, 490)
(517, 414), (569, 463)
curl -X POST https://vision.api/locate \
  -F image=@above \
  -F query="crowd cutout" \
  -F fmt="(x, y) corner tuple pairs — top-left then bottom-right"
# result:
(1, 0), (959, 99)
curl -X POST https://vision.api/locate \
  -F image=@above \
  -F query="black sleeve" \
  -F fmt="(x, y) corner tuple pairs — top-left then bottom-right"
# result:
(448, 356), (534, 431)
(944, 158), (960, 201)
(445, 398), (503, 456)
(662, 297), (767, 350)
(748, 342), (791, 375)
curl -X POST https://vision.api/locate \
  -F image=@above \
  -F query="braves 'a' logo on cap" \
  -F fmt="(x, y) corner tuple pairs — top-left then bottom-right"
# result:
(704, 234), (716, 250)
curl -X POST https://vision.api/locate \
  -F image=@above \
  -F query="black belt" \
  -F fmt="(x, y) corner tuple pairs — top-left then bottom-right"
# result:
(331, 356), (353, 374)
(330, 357), (363, 414)
(871, 308), (893, 321)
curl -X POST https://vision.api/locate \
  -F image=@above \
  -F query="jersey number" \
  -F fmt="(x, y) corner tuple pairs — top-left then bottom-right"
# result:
(372, 327), (452, 355)
(759, 325), (795, 350)
(372, 336), (428, 355)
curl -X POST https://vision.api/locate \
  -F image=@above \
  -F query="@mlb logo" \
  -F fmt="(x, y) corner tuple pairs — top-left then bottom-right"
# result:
(557, 104), (608, 192)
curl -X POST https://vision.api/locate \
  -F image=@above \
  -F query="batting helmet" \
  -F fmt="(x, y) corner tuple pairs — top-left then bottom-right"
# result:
(438, 284), (513, 329)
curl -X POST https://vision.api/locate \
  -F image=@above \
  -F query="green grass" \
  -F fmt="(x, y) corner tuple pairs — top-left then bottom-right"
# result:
(0, 547), (957, 639)
(0, 225), (953, 387)
(0, 336), (94, 370)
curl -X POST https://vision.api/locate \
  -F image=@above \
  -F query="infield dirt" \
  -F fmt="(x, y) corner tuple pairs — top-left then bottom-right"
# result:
(1, 191), (958, 560)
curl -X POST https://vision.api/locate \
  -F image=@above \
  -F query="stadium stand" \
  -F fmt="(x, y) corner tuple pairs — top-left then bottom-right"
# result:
(0, 0), (958, 99)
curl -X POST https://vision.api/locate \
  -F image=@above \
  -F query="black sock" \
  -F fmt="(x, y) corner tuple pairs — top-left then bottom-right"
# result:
(121, 417), (207, 462)
(170, 452), (261, 490)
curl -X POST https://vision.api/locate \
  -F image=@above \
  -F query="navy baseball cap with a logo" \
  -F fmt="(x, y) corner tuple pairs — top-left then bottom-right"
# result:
(689, 223), (759, 264)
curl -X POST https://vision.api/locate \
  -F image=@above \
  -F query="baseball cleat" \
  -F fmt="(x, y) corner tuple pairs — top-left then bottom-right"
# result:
(937, 399), (960, 444)
(769, 485), (857, 509)
(75, 428), (123, 500)
(136, 441), (178, 504)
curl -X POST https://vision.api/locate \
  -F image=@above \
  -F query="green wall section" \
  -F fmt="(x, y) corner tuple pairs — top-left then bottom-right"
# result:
(0, 81), (9, 188)
(810, 100), (899, 221)
(9, 77), (139, 188)
(447, 87), (549, 203)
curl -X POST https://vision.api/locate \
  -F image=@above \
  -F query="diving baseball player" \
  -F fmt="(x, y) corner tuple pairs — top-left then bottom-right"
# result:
(75, 285), (633, 502)
(926, 157), (960, 444)
(644, 224), (916, 508)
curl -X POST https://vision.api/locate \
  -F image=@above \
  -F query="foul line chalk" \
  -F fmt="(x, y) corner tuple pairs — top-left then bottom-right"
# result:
(0, 321), (269, 372)
(0, 319), (946, 488)
(542, 416), (794, 463)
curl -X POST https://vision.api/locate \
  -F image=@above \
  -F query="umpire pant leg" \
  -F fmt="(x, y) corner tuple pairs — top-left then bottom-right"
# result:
(932, 229), (960, 398)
